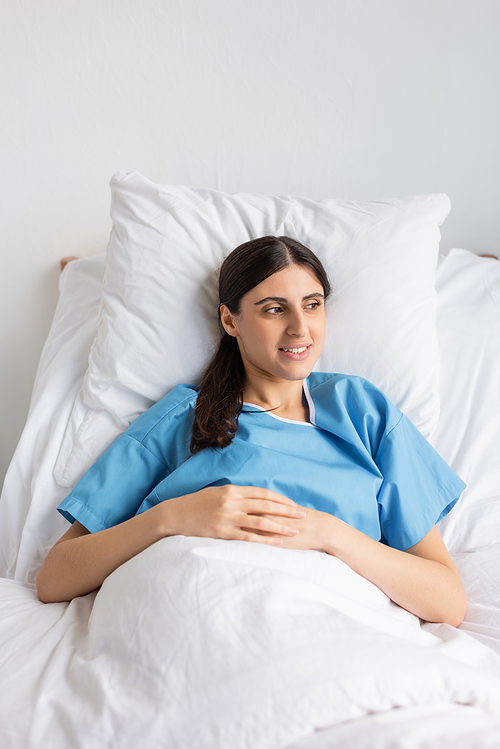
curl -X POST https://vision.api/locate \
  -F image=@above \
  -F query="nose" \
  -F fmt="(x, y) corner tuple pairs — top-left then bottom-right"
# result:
(286, 307), (308, 338)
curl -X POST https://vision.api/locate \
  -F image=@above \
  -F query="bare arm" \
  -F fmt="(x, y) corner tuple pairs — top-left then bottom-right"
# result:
(36, 485), (305, 603)
(266, 510), (467, 627)
(324, 520), (466, 626)
(36, 508), (165, 603)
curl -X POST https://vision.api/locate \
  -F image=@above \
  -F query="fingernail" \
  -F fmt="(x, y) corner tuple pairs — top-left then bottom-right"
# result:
(295, 511), (306, 518)
(287, 528), (299, 536)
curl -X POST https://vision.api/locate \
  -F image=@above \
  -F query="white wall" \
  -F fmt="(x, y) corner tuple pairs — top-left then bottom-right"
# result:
(1, 0), (499, 489)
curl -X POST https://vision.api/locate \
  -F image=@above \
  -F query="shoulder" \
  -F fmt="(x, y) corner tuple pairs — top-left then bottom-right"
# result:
(307, 372), (398, 416)
(125, 384), (198, 444)
(306, 372), (402, 453)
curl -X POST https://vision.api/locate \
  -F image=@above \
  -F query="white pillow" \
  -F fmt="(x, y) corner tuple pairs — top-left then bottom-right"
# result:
(54, 171), (450, 487)
(431, 249), (500, 554)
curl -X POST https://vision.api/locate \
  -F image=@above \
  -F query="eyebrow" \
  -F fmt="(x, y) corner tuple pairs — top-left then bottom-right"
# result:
(253, 293), (324, 306)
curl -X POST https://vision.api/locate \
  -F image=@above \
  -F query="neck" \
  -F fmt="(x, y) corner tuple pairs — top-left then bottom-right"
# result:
(242, 376), (308, 421)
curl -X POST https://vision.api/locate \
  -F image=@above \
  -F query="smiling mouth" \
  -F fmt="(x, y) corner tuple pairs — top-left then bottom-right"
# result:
(278, 344), (312, 361)
(280, 346), (309, 354)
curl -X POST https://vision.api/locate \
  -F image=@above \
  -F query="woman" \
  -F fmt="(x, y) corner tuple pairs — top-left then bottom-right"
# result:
(37, 236), (467, 626)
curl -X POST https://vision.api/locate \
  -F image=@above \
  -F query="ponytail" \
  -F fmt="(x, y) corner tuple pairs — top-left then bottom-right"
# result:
(190, 332), (245, 453)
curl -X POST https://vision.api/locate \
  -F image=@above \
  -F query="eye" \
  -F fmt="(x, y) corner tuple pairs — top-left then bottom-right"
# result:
(265, 306), (284, 315)
(305, 300), (322, 310)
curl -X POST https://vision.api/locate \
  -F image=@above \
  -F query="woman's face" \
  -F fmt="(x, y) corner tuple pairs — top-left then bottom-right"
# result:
(220, 264), (326, 384)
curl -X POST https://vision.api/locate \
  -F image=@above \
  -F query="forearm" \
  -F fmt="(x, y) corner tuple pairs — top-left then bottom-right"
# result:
(36, 502), (174, 603)
(321, 517), (467, 627)
(37, 484), (301, 603)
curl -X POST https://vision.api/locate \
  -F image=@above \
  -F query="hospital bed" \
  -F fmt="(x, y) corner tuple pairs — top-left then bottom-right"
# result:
(0, 173), (499, 748)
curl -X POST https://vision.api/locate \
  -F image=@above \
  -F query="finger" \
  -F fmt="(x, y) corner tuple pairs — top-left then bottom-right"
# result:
(239, 486), (297, 505)
(244, 499), (306, 518)
(234, 530), (283, 546)
(240, 516), (299, 537)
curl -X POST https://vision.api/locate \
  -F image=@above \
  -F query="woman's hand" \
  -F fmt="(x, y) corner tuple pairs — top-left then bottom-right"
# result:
(259, 506), (329, 550)
(164, 485), (307, 546)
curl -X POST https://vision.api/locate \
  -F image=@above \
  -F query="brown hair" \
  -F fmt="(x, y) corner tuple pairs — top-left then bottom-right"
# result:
(190, 236), (331, 453)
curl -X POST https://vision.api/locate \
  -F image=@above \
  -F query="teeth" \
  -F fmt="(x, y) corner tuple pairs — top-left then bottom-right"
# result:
(283, 346), (308, 354)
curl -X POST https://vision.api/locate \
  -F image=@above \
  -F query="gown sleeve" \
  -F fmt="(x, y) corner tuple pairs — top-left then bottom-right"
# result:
(56, 385), (197, 533)
(375, 412), (466, 551)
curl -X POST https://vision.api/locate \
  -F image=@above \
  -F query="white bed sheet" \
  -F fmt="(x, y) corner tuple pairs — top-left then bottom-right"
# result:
(0, 248), (499, 748)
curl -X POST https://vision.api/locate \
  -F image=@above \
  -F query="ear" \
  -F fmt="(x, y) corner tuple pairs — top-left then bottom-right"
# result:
(219, 304), (239, 338)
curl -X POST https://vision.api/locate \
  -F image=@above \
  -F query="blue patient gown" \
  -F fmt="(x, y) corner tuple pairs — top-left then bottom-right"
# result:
(57, 373), (465, 551)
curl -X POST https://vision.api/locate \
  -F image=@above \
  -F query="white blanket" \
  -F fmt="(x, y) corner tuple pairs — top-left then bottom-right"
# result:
(2, 537), (500, 749)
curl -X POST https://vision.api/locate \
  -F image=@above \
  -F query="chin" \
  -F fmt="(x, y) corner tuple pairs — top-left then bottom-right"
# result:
(280, 363), (316, 381)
